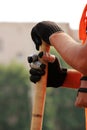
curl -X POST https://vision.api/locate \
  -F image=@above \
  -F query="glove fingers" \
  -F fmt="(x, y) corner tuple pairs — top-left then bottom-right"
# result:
(38, 51), (55, 63)
(27, 55), (38, 63)
(30, 68), (45, 76)
(31, 27), (42, 50)
(30, 75), (41, 83)
(30, 68), (45, 83)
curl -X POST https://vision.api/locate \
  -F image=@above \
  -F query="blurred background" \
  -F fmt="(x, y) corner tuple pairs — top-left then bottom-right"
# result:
(0, 0), (86, 130)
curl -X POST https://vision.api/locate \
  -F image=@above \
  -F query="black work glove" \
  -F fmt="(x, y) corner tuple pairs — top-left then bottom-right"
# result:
(28, 53), (67, 88)
(31, 21), (63, 50)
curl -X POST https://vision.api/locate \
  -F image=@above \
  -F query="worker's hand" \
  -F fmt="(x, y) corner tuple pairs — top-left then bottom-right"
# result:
(75, 76), (87, 108)
(31, 21), (63, 50)
(27, 52), (67, 88)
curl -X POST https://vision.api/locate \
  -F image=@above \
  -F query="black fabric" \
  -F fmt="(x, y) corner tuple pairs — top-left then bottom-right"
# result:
(80, 76), (87, 80)
(47, 58), (67, 87)
(29, 57), (67, 88)
(30, 68), (45, 83)
(78, 88), (87, 93)
(31, 21), (63, 50)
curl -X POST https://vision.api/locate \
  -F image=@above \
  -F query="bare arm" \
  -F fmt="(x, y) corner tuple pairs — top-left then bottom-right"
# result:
(50, 32), (87, 75)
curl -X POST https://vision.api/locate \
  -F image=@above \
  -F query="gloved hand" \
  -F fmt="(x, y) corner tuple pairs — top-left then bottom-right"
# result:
(28, 52), (67, 88)
(31, 21), (63, 50)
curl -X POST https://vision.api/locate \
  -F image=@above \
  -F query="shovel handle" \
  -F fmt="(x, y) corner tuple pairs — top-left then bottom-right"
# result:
(30, 41), (50, 130)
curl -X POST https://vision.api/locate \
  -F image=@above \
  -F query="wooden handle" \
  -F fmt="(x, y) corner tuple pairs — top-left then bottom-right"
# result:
(30, 41), (50, 130)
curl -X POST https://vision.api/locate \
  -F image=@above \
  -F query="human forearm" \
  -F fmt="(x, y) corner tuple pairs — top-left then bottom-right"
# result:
(50, 33), (87, 75)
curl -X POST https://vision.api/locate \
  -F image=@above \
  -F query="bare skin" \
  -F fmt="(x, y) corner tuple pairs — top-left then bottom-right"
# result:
(50, 32), (87, 75)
